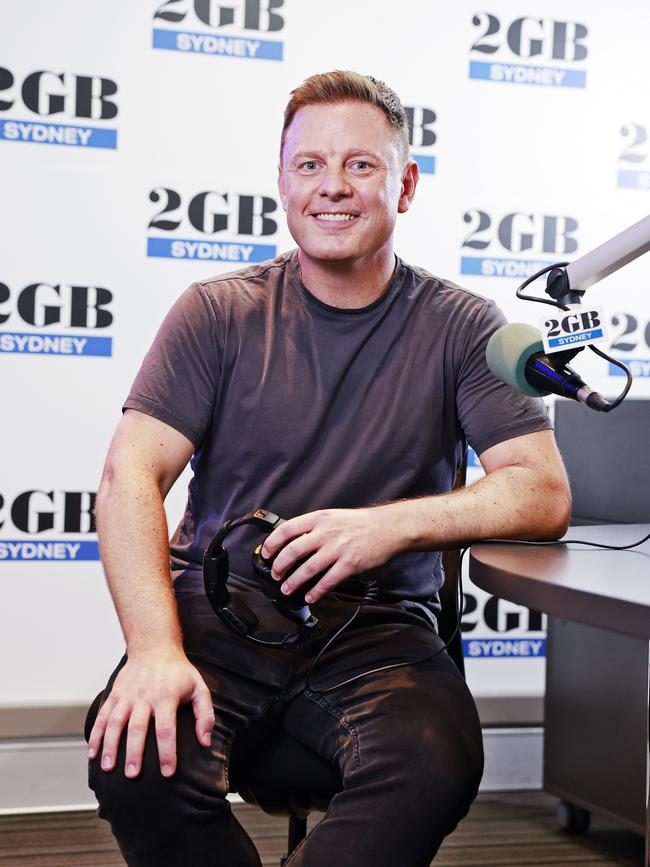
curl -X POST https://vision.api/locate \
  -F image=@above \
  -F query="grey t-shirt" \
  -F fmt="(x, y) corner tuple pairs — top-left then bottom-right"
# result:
(124, 250), (550, 617)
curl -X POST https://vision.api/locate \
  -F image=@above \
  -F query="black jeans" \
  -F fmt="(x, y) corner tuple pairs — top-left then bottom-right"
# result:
(88, 576), (484, 866)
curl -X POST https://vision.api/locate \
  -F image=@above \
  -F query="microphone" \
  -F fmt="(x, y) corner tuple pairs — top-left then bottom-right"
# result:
(486, 323), (611, 412)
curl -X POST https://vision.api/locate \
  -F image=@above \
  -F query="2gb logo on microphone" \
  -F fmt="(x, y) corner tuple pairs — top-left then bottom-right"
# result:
(469, 12), (588, 88)
(541, 307), (607, 352)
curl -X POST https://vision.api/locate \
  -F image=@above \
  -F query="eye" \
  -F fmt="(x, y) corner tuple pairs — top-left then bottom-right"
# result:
(351, 159), (371, 170)
(300, 160), (319, 171)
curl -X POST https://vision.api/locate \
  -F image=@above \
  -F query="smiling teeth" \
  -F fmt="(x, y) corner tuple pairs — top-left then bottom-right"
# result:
(315, 213), (355, 221)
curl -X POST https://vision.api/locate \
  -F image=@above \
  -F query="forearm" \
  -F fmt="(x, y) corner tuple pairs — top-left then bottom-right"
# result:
(95, 468), (183, 658)
(379, 463), (571, 553)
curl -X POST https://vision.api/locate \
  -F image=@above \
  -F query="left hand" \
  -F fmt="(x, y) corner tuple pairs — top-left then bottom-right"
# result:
(260, 506), (403, 603)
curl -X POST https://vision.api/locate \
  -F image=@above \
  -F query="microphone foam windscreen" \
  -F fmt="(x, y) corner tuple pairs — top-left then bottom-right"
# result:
(485, 323), (549, 397)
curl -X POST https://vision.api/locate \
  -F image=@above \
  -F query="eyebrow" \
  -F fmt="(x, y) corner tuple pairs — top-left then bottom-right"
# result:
(290, 148), (383, 163)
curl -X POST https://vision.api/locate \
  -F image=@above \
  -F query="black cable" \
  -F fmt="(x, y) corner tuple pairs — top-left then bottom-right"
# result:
(478, 528), (650, 552)
(516, 261), (570, 307)
(305, 555), (467, 694)
(587, 344), (633, 411)
(304, 527), (650, 694)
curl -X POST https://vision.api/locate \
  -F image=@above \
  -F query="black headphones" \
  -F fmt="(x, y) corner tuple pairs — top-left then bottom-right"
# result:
(203, 508), (321, 647)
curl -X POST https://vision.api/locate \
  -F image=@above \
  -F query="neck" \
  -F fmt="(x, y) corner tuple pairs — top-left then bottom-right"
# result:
(297, 248), (396, 308)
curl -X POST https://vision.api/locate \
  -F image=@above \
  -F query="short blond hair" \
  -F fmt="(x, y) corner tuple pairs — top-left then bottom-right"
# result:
(281, 70), (409, 163)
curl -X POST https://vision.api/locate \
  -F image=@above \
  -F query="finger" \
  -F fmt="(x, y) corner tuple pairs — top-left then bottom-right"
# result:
(279, 548), (334, 596)
(154, 703), (178, 777)
(124, 703), (152, 778)
(99, 701), (131, 772)
(301, 562), (349, 603)
(261, 512), (317, 558)
(270, 532), (320, 580)
(192, 684), (215, 747)
(87, 692), (117, 759)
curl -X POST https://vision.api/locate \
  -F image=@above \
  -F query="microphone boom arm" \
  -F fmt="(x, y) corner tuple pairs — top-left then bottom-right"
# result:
(546, 214), (650, 305)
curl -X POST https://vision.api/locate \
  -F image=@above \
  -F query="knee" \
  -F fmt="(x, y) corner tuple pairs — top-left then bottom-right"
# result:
(89, 705), (225, 829)
(375, 681), (484, 814)
(408, 696), (484, 832)
(390, 720), (483, 802)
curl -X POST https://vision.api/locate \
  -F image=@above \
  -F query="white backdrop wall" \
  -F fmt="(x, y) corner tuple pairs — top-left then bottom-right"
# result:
(2, 0), (649, 710)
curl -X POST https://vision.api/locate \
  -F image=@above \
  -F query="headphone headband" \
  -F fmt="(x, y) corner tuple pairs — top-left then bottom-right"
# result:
(203, 508), (316, 646)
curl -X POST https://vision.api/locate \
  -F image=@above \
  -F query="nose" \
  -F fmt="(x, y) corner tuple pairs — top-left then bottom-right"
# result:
(318, 164), (352, 200)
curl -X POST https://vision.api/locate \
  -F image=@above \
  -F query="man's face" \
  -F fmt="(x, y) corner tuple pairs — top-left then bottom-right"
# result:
(278, 101), (417, 271)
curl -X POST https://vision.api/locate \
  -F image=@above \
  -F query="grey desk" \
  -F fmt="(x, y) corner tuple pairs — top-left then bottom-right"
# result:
(470, 524), (650, 865)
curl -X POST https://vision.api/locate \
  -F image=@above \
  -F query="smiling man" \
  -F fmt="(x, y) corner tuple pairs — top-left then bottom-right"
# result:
(87, 71), (570, 866)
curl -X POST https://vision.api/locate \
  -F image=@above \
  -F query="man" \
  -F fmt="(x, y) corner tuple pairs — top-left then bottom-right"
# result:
(87, 71), (571, 866)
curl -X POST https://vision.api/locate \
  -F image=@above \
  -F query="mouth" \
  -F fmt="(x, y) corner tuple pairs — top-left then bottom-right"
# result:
(310, 212), (358, 223)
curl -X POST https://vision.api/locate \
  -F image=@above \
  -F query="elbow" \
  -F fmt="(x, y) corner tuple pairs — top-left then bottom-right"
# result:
(537, 478), (572, 541)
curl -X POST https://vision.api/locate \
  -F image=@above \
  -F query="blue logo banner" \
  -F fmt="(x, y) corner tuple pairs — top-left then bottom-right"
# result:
(617, 169), (650, 190)
(0, 118), (117, 149)
(412, 154), (436, 175)
(463, 637), (546, 658)
(461, 255), (553, 279)
(609, 358), (650, 377)
(547, 328), (604, 349)
(147, 237), (276, 263)
(0, 539), (100, 561)
(152, 28), (283, 60)
(0, 332), (112, 356)
(469, 60), (586, 88)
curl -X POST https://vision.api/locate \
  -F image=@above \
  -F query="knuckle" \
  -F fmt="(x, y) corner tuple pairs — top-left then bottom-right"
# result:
(106, 714), (126, 731)
(156, 724), (174, 741)
(341, 548), (360, 570)
(301, 559), (318, 578)
(318, 574), (337, 592)
(95, 706), (111, 726)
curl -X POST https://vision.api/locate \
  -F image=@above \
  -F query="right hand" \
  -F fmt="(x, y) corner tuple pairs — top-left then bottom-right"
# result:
(87, 650), (215, 779)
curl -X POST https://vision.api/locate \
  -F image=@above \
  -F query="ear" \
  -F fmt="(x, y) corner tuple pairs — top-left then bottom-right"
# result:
(397, 160), (419, 214)
(277, 163), (287, 211)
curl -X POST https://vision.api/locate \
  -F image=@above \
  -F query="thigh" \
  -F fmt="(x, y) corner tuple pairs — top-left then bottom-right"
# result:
(284, 620), (484, 794)
(281, 642), (484, 867)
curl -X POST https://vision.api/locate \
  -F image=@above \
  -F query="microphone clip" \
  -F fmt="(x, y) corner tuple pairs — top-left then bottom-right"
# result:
(545, 266), (585, 309)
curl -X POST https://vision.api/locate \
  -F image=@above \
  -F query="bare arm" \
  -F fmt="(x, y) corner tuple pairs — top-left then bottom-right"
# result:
(87, 409), (214, 778)
(262, 429), (571, 602)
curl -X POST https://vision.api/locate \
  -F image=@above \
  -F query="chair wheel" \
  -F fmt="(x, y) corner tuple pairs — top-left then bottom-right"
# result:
(556, 799), (591, 834)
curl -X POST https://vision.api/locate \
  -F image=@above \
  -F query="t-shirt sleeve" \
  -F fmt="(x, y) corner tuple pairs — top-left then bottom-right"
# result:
(123, 282), (221, 448)
(455, 299), (551, 457)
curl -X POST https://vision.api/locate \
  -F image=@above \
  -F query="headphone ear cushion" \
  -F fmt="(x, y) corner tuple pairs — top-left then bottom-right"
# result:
(203, 547), (230, 607)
